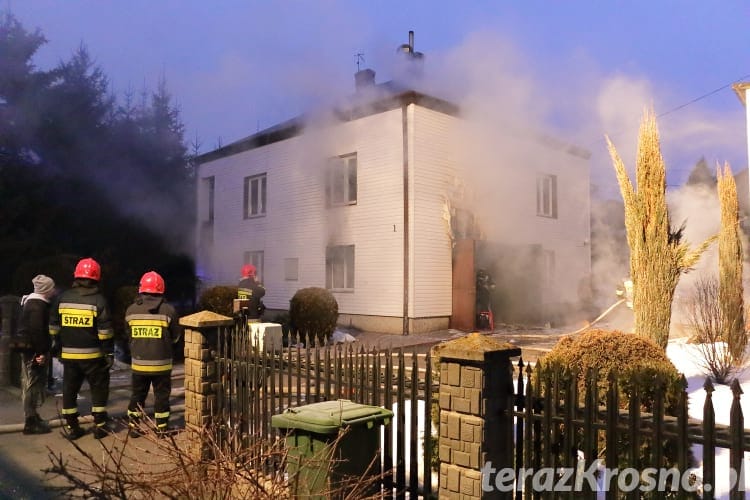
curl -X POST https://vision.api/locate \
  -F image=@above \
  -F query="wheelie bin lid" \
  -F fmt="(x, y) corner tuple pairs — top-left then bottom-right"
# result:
(271, 399), (393, 434)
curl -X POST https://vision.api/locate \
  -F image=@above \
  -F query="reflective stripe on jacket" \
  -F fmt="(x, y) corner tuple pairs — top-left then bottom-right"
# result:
(126, 295), (181, 374)
(49, 281), (113, 361)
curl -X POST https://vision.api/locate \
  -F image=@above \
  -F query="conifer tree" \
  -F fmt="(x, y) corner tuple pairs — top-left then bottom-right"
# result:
(717, 163), (746, 359)
(607, 109), (714, 348)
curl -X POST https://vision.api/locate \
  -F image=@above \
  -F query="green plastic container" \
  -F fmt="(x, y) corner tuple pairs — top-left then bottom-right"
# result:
(271, 399), (393, 499)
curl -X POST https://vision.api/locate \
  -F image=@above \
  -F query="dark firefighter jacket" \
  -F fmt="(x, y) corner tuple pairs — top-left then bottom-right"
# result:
(237, 277), (266, 319)
(125, 294), (181, 374)
(49, 280), (114, 361)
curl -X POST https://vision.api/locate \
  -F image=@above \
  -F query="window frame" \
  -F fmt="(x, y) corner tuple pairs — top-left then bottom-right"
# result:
(201, 176), (215, 223)
(325, 245), (355, 291)
(536, 174), (558, 219)
(243, 251), (264, 282)
(325, 153), (357, 207)
(244, 173), (267, 219)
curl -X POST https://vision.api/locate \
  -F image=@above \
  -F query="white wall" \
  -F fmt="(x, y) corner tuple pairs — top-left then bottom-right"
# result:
(410, 106), (460, 318)
(197, 108), (409, 317)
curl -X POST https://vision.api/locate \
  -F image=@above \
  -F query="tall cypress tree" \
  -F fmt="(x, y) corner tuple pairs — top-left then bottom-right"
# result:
(717, 163), (746, 359)
(607, 109), (714, 348)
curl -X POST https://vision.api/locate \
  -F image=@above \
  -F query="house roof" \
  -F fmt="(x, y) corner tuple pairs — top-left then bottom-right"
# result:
(194, 79), (591, 164)
(194, 82), (460, 165)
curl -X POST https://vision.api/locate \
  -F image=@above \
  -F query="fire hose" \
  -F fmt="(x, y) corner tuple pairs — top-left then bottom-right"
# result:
(571, 298), (627, 335)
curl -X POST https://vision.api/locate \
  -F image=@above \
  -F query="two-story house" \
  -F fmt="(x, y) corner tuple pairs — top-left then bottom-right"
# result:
(194, 65), (591, 334)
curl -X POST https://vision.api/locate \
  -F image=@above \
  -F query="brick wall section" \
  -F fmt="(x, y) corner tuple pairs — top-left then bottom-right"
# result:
(434, 332), (521, 499)
(179, 311), (234, 429)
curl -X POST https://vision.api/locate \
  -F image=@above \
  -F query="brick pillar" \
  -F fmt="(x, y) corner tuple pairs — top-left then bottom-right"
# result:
(179, 311), (234, 430)
(435, 332), (521, 499)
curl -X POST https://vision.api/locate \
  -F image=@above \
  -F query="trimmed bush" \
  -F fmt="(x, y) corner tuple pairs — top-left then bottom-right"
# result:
(536, 328), (692, 493)
(538, 328), (684, 411)
(197, 286), (238, 317)
(289, 287), (338, 345)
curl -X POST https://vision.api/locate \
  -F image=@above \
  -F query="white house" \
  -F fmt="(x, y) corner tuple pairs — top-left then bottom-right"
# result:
(195, 65), (591, 334)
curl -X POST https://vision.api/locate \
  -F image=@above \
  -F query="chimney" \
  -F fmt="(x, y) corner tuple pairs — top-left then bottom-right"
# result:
(354, 68), (376, 91)
(397, 30), (424, 78)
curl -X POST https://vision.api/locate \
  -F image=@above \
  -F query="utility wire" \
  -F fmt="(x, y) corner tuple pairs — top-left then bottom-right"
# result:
(657, 73), (750, 118)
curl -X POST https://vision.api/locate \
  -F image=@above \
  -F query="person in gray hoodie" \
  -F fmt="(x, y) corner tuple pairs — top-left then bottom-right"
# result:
(18, 274), (56, 434)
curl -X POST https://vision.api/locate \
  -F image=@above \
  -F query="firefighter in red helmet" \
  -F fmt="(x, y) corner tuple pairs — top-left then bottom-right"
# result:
(125, 271), (182, 437)
(238, 264), (266, 322)
(49, 257), (114, 440)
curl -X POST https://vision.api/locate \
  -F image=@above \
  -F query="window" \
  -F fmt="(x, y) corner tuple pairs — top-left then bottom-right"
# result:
(284, 258), (299, 281)
(326, 245), (354, 290)
(326, 153), (357, 206)
(536, 174), (558, 218)
(244, 174), (267, 218)
(244, 251), (264, 282)
(543, 249), (555, 287)
(201, 176), (214, 223)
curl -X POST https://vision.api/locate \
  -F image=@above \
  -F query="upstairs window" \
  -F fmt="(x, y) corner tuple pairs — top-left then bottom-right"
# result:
(200, 176), (214, 223)
(244, 174), (267, 218)
(326, 245), (355, 290)
(326, 153), (357, 206)
(536, 174), (558, 219)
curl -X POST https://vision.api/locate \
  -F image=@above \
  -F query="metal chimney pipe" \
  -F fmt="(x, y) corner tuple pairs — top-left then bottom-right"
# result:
(408, 31), (414, 52)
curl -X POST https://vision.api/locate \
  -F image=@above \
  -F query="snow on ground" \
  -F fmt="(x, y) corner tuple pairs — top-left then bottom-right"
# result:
(665, 339), (750, 498)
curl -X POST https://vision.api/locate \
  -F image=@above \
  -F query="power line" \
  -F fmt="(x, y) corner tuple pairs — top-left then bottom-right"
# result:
(657, 73), (750, 118)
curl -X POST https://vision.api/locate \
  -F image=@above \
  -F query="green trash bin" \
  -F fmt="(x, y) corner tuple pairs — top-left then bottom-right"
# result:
(271, 399), (393, 499)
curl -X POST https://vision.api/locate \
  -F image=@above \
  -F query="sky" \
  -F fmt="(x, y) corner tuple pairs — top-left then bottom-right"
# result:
(6, 0), (750, 199)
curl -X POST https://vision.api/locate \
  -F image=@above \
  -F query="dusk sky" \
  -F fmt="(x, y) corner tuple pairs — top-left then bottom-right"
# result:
(7, 1), (750, 197)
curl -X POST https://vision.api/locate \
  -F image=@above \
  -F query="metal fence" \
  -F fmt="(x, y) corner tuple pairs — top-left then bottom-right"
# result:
(512, 357), (750, 500)
(212, 319), (437, 499)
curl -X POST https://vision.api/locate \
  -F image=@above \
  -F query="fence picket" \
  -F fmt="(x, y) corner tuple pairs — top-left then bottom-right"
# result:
(515, 357), (525, 500)
(729, 379), (745, 499)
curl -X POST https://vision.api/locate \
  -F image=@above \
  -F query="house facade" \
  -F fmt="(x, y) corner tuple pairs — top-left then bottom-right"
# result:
(195, 73), (591, 334)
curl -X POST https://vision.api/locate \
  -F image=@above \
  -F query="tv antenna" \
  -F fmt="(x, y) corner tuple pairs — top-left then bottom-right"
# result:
(355, 53), (365, 71)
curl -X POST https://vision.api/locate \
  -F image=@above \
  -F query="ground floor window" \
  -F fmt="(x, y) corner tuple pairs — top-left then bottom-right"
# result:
(326, 245), (354, 290)
(244, 250), (264, 282)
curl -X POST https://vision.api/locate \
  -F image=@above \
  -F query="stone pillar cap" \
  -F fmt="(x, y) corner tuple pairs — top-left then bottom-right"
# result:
(179, 310), (234, 328)
(433, 332), (521, 362)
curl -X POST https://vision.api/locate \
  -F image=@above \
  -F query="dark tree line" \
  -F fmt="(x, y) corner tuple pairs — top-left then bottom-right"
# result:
(0, 12), (196, 309)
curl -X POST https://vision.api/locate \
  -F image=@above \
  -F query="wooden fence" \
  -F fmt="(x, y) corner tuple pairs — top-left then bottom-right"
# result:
(209, 318), (750, 499)
(212, 320), (437, 499)
(513, 357), (750, 500)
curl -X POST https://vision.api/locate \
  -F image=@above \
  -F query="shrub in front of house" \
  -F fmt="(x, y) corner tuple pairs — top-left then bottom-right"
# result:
(535, 328), (691, 492)
(197, 286), (238, 317)
(289, 287), (338, 345)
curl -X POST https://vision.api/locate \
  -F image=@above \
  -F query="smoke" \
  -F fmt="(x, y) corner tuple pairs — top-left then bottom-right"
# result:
(193, 25), (746, 327)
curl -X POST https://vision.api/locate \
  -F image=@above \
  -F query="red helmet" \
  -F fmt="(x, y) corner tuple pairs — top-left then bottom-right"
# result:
(74, 258), (101, 281)
(139, 271), (165, 294)
(241, 264), (256, 278)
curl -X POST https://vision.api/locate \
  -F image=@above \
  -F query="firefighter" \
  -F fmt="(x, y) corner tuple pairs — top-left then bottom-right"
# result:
(49, 258), (114, 440)
(125, 271), (182, 437)
(237, 264), (266, 322)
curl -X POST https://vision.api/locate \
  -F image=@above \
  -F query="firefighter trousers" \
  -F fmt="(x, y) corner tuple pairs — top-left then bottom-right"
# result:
(128, 371), (172, 429)
(62, 358), (110, 427)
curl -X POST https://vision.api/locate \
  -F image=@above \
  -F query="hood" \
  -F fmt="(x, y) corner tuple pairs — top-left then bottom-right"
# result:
(21, 292), (51, 306)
